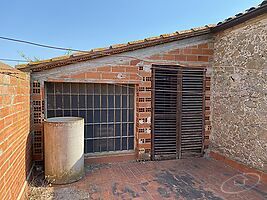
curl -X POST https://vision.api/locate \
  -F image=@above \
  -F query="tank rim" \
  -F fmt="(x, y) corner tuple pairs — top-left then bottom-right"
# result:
(45, 117), (84, 123)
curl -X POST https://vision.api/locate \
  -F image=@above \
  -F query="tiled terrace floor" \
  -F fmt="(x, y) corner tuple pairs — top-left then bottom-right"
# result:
(38, 158), (267, 200)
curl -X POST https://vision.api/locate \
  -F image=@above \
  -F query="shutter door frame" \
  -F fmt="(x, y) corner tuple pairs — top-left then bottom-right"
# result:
(152, 65), (206, 160)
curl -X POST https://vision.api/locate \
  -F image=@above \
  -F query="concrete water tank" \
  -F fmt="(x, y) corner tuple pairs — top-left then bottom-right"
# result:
(44, 117), (84, 184)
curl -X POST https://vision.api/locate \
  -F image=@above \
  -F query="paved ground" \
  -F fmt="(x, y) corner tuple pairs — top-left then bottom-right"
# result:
(30, 158), (267, 200)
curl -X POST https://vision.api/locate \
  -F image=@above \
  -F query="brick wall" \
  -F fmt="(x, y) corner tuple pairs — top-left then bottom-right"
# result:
(0, 63), (32, 200)
(30, 65), (141, 161)
(136, 42), (213, 159)
(30, 36), (213, 161)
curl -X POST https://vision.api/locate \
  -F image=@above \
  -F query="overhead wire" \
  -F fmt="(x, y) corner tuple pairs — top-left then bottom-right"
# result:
(0, 35), (265, 96)
(0, 36), (90, 53)
(0, 58), (29, 62)
(0, 35), (265, 71)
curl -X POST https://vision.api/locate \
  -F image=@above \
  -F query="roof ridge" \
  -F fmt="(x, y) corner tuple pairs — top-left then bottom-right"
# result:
(216, 0), (267, 26)
(16, 25), (214, 70)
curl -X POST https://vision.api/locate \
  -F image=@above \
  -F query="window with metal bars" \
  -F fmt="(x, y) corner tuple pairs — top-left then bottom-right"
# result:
(46, 82), (135, 154)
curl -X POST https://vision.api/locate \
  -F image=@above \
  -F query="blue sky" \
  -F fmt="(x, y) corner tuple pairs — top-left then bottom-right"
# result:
(0, 0), (262, 66)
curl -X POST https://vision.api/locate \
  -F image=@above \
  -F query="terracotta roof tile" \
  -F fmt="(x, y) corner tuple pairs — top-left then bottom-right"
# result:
(17, 25), (213, 72)
(215, 0), (267, 27)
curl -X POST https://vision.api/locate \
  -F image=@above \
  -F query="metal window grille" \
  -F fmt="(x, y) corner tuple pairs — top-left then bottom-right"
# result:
(46, 82), (135, 153)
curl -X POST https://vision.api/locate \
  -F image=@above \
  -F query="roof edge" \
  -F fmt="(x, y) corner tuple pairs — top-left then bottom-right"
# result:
(17, 26), (212, 72)
(212, 2), (267, 33)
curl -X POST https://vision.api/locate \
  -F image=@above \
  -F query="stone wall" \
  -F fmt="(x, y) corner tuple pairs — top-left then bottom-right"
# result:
(211, 14), (267, 171)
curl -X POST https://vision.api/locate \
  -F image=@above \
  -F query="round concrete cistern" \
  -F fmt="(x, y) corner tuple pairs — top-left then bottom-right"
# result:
(44, 117), (84, 184)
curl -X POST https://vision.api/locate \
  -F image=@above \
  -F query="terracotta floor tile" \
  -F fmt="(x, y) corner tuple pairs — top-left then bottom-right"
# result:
(48, 158), (266, 200)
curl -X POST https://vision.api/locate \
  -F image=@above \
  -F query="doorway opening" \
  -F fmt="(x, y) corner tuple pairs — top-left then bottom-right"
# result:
(152, 65), (205, 160)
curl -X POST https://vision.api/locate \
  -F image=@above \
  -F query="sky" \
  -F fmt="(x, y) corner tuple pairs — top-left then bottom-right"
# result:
(0, 0), (262, 66)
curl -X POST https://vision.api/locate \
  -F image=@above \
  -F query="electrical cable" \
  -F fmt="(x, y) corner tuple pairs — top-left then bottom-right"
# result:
(1, 35), (265, 92)
(0, 36), (89, 53)
(0, 35), (266, 72)
(0, 58), (28, 62)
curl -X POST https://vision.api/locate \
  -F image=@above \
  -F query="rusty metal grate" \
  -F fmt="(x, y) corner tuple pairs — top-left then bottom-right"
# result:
(152, 65), (205, 160)
(45, 82), (135, 154)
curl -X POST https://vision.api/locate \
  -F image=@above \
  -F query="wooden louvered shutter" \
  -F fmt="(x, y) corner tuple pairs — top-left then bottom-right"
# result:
(152, 66), (180, 160)
(152, 65), (205, 160)
(180, 68), (205, 157)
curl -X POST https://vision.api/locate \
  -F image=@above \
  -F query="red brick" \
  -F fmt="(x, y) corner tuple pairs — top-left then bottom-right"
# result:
(186, 55), (198, 61)
(85, 72), (101, 79)
(0, 145), (11, 166)
(183, 49), (192, 54)
(0, 107), (9, 118)
(97, 66), (111, 72)
(112, 66), (126, 72)
(129, 74), (141, 81)
(138, 143), (151, 149)
(0, 67), (31, 200)
(101, 73), (118, 79)
(1, 86), (9, 95)
(191, 49), (203, 54)
(168, 49), (180, 54)
(175, 55), (187, 61)
(71, 73), (86, 79)
(20, 80), (28, 87)
(162, 54), (175, 60)
(10, 77), (18, 85)
(4, 115), (13, 127)
(138, 133), (151, 139)
(198, 56), (209, 62)
(8, 86), (15, 95)
(0, 119), (4, 131)
(125, 66), (138, 73)
(0, 159), (8, 175)
(61, 75), (72, 78)
(2, 96), (12, 105)
(198, 43), (209, 48)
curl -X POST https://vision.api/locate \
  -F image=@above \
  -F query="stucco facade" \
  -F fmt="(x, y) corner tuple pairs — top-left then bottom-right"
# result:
(211, 14), (267, 171)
